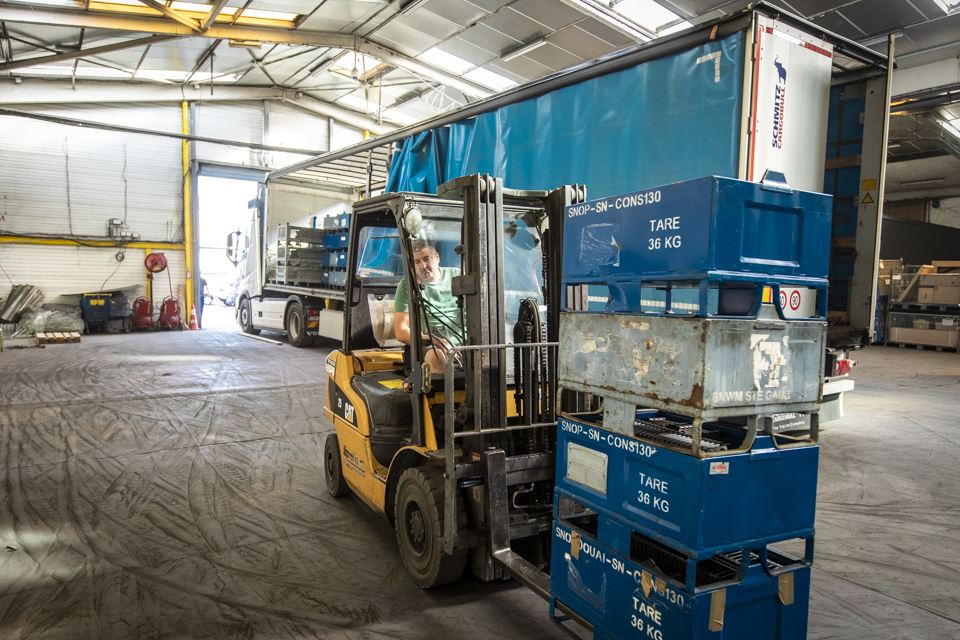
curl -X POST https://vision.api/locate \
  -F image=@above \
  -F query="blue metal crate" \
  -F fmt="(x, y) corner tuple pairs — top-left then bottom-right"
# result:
(556, 415), (818, 557)
(562, 175), (832, 317)
(550, 520), (811, 640)
(324, 251), (348, 268)
(322, 233), (350, 251)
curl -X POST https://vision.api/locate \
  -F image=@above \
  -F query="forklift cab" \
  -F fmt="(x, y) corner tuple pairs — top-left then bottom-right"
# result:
(324, 174), (586, 589)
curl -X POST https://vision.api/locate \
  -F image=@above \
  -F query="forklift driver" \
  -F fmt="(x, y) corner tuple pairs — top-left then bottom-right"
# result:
(394, 239), (462, 372)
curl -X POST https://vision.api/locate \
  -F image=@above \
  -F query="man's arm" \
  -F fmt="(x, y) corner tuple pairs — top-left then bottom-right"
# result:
(394, 311), (411, 344)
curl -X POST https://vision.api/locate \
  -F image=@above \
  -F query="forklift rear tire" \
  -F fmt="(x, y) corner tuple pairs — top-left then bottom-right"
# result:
(286, 302), (314, 348)
(239, 298), (260, 335)
(394, 466), (467, 589)
(324, 433), (351, 498)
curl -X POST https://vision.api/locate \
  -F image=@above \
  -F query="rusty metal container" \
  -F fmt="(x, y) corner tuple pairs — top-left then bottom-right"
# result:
(558, 313), (825, 429)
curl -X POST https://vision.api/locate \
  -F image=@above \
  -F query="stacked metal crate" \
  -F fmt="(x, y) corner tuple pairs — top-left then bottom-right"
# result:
(275, 215), (350, 288)
(550, 175), (832, 639)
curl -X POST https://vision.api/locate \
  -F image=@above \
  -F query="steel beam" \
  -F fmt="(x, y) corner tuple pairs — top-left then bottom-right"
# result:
(0, 106), (326, 155)
(849, 36), (894, 339)
(201, 0), (229, 31)
(137, 0), (201, 33)
(0, 3), (492, 98)
(0, 33), (176, 71)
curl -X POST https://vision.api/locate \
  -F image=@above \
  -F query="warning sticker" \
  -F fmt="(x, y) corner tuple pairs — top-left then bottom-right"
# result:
(709, 462), (730, 475)
(861, 192), (875, 205)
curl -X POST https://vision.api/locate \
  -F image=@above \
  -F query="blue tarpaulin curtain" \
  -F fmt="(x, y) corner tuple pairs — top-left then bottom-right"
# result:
(386, 31), (746, 199)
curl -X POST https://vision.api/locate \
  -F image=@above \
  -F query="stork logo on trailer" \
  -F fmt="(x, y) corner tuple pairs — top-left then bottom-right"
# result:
(771, 58), (787, 149)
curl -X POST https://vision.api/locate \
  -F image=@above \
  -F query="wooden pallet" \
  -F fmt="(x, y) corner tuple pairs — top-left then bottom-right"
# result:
(887, 342), (958, 353)
(37, 332), (81, 344)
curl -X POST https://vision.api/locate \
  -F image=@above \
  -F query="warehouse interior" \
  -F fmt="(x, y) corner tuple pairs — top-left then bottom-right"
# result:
(1, 1), (959, 639)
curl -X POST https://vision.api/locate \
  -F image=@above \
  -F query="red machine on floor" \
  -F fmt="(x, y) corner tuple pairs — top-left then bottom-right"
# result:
(158, 296), (182, 330)
(141, 252), (183, 330)
(132, 296), (154, 330)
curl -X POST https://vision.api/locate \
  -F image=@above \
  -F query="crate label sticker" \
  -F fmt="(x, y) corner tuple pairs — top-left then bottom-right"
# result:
(635, 470), (671, 514)
(566, 443), (608, 495)
(942, 319), (955, 326)
(710, 461), (730, 475)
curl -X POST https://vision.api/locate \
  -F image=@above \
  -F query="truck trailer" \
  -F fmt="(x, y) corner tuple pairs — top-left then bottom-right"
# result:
(227, 183), (358, 347)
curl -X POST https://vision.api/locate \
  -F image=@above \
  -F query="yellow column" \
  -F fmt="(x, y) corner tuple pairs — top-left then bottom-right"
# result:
(181, 101), (195, 323)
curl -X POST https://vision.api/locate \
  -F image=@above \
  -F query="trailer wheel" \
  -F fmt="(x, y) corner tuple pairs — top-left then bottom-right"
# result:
(324, 433), (350, 498)
(285, 301), (314, 348)
(239, 298), (260, 335)
(394, 467), (466, 588)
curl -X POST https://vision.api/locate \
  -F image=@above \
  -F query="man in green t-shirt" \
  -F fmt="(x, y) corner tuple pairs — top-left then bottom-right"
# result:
(394, 239), (462, 371)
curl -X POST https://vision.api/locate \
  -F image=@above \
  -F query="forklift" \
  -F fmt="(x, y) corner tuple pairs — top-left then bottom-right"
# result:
(323, 174), (585, 590)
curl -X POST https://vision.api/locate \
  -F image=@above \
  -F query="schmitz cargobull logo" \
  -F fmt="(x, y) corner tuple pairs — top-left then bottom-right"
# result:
(771, 58), (787, 149)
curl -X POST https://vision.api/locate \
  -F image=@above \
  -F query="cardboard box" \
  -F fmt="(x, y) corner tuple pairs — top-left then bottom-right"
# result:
(890, 327), (959, 348)
(933, 286), (960, 305)
(936, 319), (956, 331)
(920, 274), (960, 287)
(879, 259), (904, 275)
(918, 287), (935, 304)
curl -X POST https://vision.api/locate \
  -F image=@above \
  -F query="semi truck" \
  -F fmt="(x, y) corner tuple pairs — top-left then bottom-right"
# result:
(227, 183), (359, 347)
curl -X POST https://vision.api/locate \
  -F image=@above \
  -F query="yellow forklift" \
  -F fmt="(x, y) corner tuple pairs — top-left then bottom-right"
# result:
(323, 174), (585, 589)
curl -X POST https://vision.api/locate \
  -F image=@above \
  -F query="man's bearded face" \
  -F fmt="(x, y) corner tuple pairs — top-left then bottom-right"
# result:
(413, 246), (440, 284)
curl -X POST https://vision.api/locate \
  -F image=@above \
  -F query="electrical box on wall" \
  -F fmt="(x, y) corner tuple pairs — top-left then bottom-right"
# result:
(107, 218), (141, 241)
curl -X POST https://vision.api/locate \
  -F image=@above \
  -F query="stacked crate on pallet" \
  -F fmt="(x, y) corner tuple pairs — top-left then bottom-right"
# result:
(550, 175), (831, 640)
(275, 216), (350, 289)
(888, 261), (960, 350)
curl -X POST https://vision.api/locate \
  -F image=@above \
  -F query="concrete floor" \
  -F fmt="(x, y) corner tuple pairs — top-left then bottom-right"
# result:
(0, 324), (958, 639)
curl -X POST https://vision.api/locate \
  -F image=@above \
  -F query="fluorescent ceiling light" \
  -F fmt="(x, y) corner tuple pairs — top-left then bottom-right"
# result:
(611, 0), (683, 33)
(932, 0), (960, 14)
(501, 38), (547, 62)
(417, 47), (473, 75)
(463, 67), (517, 92)
(900, 178), (945, 187)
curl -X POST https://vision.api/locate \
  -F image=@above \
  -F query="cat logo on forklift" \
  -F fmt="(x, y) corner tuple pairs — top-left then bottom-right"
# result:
(331, 383), (357, 427)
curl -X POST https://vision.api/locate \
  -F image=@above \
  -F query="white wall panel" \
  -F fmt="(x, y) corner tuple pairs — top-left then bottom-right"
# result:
(0, 103), (183, 242)
(265, 102), (329, 169)
(330, 120), (364, 151)
(0, 244), (185, 305)
(195, 102), (265, 167)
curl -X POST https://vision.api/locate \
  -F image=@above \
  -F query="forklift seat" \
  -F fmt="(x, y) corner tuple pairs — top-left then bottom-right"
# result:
(352, 371), (412, 467)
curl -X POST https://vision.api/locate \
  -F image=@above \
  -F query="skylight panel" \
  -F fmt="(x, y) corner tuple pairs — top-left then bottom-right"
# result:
(463, 67), (517, 92)
(417, 48), (473, 75)
(611, 0), (683, 33)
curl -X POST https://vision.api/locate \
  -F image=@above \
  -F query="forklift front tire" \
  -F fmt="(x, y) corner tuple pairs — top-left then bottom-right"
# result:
(324, 433), (350, 498)
(394, 466), (466, 589)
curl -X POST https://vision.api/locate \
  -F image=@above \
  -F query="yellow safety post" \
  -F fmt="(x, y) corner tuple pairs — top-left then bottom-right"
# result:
(181, 100), (195, 324)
